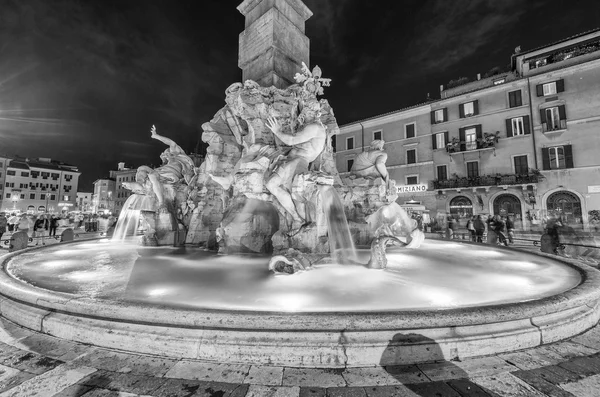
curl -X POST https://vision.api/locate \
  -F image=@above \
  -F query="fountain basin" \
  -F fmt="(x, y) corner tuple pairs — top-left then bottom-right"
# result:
(1, 240), (599, 367)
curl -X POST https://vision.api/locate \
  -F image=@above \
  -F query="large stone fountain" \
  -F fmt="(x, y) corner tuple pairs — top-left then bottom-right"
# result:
(0, 0), (599, 370)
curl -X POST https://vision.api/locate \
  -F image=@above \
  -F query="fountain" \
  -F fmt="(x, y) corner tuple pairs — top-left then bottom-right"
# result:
(1, 0), (600, 370)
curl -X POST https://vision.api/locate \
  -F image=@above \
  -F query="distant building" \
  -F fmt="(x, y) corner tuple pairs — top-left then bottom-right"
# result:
(76, 192), (93, 213)
(0, 157), (80, 214)
(112, 162), (137, 216)
(336, 28), (600, 231)
(92, 178), (116, 214)
(0, 155), (11, 211)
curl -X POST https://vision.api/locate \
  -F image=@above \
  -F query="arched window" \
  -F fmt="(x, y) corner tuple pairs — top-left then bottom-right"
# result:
(547, 191), (582, 224)
(449, 196), (473, 220)
(493, 194), (522, 220)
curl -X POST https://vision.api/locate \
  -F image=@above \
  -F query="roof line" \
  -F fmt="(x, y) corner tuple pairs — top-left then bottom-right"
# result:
(516, 27), (600, 56)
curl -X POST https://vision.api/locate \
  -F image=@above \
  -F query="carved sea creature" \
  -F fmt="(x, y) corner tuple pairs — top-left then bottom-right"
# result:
(366, 235), (406, 270)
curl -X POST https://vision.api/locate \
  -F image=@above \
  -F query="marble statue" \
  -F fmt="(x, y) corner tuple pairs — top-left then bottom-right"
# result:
(265, 116), (326, 224)
(351, 140), (392, 191)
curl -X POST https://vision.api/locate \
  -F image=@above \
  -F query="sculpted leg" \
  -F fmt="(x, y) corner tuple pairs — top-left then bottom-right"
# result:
(266, 175), (303, 223)
(147, 172), (165, 207)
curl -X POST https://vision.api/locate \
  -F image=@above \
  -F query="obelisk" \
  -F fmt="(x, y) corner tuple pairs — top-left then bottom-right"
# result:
(237, 0), (312, 89)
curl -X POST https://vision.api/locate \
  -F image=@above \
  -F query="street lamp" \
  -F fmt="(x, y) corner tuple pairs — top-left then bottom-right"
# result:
(11, 195), (19, 212)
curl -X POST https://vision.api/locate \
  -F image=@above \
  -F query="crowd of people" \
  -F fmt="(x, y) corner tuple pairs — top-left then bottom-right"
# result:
(443, 214), (517, 246)
(0, 212), (118, 246)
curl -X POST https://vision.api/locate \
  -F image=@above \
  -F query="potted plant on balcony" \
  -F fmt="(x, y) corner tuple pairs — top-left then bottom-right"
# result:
(446, 137), (460, 153)
(477, 131), (500, 148)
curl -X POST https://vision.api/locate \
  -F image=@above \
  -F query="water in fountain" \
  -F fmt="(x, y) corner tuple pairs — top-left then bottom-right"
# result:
(319, 185), (357, 263)
(112, 195), (153, 241)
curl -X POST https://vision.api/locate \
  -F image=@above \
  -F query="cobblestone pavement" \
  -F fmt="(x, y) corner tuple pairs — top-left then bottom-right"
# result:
(0, 315), (598, 396)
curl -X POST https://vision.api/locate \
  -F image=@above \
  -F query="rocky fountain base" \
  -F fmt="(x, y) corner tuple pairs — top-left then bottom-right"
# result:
(1, 240), (599, 368)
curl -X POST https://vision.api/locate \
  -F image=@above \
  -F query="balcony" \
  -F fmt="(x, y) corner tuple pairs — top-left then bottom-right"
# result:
(446, 132), (500, 154)
(433, 173), (541, 190)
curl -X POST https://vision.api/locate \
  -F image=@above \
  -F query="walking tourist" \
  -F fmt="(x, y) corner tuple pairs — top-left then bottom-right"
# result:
(17, 214), (31, 236)
(49, 215), (59, 237)
(506, 215), (515, 245)
(446, 216), (455, 239)
(8, 213), (19, 232)
(486, 215), (497, 245)
(466, 216), (476, 242)
(495, 215), (508, 246)
(33, 215), (49, 245)
(473, 215), (486, 243)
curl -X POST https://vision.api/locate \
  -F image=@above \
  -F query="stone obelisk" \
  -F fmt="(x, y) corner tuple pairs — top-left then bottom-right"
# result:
(237, 0), (312, 89)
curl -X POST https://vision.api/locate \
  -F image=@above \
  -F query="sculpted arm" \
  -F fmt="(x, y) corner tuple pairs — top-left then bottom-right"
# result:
(150, 125), (179, 152)
(266, 117), (323, 146)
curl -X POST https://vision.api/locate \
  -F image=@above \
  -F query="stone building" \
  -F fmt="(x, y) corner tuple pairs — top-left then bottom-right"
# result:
(76, 192), (93, 213)
(0, 155), (10, 211)
(111, 162), (137, 216)
(92, 178), (116, 215)
(336, 28), (600, 231)
(0, 157), (80, 214)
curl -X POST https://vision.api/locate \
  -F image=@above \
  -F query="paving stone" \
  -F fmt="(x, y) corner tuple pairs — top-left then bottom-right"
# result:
(164, 360), (249, 383)
(326, 387), (367, 396)
(454, 356), (518, 378)
(499, 349), (562, 370)
(383, 365), (429, 384)
(77, 389), (123, 397)
(0, 363), (97, 397)
(0, 318), (36, 344)
(298, 387), (326, 397)
(78, 370), (114, 389)
(98, 372), (167, 395)
(282, 368), (346, 388)
(18, 333), (69, 356)
(416, 361), (467, 381)
(51, 383), (93, 397)
(194, 382), (248, 397)
(446, 378), (496, 396)
(0, 346), (36, 368)
(511, 369), (576, 397)
(243, 365), (284, 386)
(74, 350), (177, 377)
(472, 373), (548, 397)
(342, 367), (392, 387)
(245, 384), (300, 397)
(8, 351), (62, 375)
(558, 356), (600, 377)
(0, 368), (36, 393)
(543, 341), (597, 360)
(52, 343), (94, 362)
(527, 365), (582, 385)
(363, 385), (420, 397)
(151, 378), (207, 397)
(404, 381), (461, 396)
(560, 373), (600, 397)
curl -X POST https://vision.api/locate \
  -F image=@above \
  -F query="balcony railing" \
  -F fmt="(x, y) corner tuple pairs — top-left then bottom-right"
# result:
(446, 132), (500, 154)
(433, 173), (540, 190)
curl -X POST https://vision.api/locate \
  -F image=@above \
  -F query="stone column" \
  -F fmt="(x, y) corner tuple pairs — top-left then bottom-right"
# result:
(237, 0), (312, 89)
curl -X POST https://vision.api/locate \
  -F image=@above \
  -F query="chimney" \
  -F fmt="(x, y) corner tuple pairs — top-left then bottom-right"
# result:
(477, 73), (481, 80)
(118, 162), (125, 171)
(439, 84), (444, 92)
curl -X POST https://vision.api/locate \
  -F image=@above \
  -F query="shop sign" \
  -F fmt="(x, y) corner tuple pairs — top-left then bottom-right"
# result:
(400, 205), (426, 211)
(588, 185), (600, 193)
(58, 202), (74, 207)
(397, 184), (428, 193)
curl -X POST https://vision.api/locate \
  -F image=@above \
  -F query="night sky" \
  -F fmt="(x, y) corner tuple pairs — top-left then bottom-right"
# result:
(0, 0), (598, 191)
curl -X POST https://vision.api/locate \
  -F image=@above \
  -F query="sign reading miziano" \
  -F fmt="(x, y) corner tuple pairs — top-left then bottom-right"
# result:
(397, 184), (428, 193)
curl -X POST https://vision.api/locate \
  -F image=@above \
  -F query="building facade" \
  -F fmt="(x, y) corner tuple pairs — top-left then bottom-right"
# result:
(0, 156), (10, 211)
(336, 29), (600, 231)
(76, 192), (93, 212)
(0, 157), (80, 214)
(112, 162), (137, 216)
(92, 178), (116, 214)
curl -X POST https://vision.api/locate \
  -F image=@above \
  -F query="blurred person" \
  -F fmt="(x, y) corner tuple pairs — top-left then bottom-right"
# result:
(466, 216), (476, 242)
(17, 214), (31, 236)
(49, 215), (59, 237)
(7, 213), (19, 232)
(473, 215), (486, 243)
(33, 214), (49, 246)
(0, 213), (7, 243)
(506, 215), (515, 245)
(495, 215), (508, 246)
(486, 215), (497, 245)
(446, 216), (455, 239)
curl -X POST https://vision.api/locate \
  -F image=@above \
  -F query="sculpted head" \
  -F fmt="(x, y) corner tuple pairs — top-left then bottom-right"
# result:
(370, 140), (385, 151)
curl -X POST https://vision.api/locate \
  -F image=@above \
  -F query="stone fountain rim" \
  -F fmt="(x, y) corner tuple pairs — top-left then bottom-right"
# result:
(1, 240), (600, 332)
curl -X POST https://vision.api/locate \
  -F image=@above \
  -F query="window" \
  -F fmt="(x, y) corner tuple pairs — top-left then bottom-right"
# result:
(63, 195), (70, 201)
(466, 161), (479, 178)
(406, 176), (418, 185)
(512, 117), (524, 136)
(514, 155), (528, 175)
(548, 147), (565, 169)
(347, 159), (354, 171)
(536, 79), (565, 96)
(460, 100), (478, 118)
(30, 193), (35, 199)
(465, 127), (477, 150)
(508, 90), (522, 108)
(6, 193), (10, 199)
(405, 123), (416, 139)
(21, 172), (29, 177)
(347, 137), (354, 150)
(20, 194), (24, 199)
(40, 194), (46, 200)
(7, 170), (15, 176)
(432, 132), (447, 150)
(406, 149), (416, 164)
(541, 106), (566, 132)
(50, 195), (56, 200)
(493, 78), (505, 85)
(437, 165), (447, 181)
(431, 108), (447, 124)
(543, 82), (557, 96)
(373, 130), (382, 141)
(542, 145), (573, 170)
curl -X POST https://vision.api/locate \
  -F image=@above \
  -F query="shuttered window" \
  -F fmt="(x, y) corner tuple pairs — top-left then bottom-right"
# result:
(437, 165), (447, 181)
(508, 90), (522, 108)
